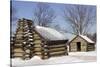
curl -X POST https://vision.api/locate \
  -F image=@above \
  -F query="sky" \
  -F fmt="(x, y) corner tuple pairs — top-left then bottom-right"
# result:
(11, 1), (70, 32)
(11, 0), (96, 38)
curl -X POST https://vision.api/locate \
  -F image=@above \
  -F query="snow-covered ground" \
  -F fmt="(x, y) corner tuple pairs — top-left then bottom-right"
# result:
(69, 51), (96, 56)
(11, 51), (97, 67)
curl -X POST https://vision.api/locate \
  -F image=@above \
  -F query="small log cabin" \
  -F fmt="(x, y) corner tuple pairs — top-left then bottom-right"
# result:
(69, 35), (95, 52)
(11, 18), (68, 60)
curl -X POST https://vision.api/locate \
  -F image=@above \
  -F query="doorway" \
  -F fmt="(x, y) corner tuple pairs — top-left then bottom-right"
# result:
(77, 42), (81, 51)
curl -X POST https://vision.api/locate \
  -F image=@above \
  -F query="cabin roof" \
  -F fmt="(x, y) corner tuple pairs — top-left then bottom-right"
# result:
(70, 35), (94, 43)
(35, 26), (68, 41)
(79, 35), (94, 43)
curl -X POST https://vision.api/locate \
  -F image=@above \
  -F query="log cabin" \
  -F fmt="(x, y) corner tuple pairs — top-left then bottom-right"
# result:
(69, 35), (95, 52)
(11, 18), (68, 60)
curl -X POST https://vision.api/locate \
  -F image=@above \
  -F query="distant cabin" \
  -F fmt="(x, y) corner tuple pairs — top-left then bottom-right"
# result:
(69, 35), (95, 52)
(11, 18), (68, 60)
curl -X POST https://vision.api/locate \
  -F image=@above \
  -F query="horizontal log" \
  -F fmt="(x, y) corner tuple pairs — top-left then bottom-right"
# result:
(49, 49), (67, 52)
(13, 48), (24, 52)
(50, 51), (66, 55)
(48, 45), (66, 48)
(50, 53), (67, 57)
(13, 53), (24, 57)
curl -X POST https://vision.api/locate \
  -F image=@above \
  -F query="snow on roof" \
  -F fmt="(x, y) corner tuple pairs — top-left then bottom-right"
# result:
(69, 35), (94, 43)
(79, 35), (94, 43)
(69, 35), (76, 42)
(35, 26), (67, 40)
(59, 31), (72, 39)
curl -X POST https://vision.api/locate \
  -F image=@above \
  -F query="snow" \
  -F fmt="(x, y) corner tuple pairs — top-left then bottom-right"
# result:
(29, 35), (33, 37)
(11, 51), (96, 67)
(69, 35), (94, 43)
(79, 35), (94, 43)
(11, 56), (83, 66)
(59, 31), (73, 40)
(28, 39), (33, 41)
(35, 26), (67, 40)
(69, 35), (76, 42)
(69, 51), (97, 56)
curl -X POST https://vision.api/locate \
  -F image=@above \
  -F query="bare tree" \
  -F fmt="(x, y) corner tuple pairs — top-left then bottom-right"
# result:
(33, 3), (56, 27)
(86, 32), (96, 43)
(63, 5), (96, 35)
(92, 32), (97, 42)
